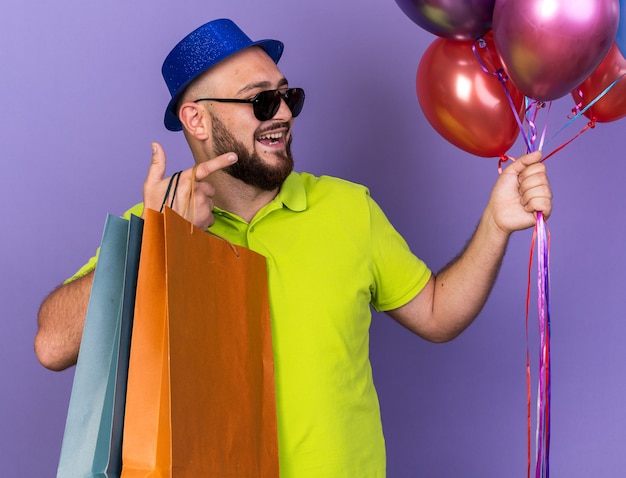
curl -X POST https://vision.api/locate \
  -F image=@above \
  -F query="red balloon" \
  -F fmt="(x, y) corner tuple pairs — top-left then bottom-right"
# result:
(572, 43), (626, 123)
(416, 33), (524, 157)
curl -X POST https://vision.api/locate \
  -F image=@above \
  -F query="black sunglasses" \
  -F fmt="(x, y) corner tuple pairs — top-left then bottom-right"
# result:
(194, 87), (305, 121)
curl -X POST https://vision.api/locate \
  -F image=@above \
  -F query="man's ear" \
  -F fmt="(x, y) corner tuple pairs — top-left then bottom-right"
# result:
(179, 102), (211, 140)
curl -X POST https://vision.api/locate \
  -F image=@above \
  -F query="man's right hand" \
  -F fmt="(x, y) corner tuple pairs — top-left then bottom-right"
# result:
(143, 142), (237, 230)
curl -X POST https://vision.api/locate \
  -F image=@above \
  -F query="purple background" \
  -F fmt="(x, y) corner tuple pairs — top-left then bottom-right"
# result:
(3, 1), (625, 476)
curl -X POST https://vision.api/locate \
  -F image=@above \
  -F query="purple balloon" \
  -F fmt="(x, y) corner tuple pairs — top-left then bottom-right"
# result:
(493, 0), (619, 101)
(394, 0), (496, 41)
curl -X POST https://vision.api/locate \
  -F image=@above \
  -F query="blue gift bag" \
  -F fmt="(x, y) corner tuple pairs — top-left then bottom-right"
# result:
(57, 214), (143, 478)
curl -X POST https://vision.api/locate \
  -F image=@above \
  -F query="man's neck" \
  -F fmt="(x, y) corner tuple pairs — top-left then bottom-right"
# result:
(209, 170), (280, 223)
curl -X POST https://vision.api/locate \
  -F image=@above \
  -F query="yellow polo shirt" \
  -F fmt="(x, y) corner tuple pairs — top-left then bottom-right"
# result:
(70, 171), (431, 477)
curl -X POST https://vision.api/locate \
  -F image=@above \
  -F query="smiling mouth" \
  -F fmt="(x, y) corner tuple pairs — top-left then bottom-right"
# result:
(257, 131), (284, 146)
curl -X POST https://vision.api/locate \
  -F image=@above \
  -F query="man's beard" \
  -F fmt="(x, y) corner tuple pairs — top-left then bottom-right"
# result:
(211, 114), (294, 191)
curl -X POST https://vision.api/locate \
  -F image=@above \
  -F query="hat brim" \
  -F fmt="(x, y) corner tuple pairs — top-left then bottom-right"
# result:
(164, 39), (283, 131)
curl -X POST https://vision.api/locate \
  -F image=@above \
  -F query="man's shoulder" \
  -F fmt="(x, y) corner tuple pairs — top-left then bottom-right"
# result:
(121, 202), (145, 219)
(295, 171), (370, 196)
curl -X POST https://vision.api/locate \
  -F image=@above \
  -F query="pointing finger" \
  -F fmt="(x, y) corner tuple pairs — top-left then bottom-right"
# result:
(194, 152), (238, 181)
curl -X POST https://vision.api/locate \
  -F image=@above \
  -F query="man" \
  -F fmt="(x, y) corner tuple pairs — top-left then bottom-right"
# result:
(35, 19), (552, 477)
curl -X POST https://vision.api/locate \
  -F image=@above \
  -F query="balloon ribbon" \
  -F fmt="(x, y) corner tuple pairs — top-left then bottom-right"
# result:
(526, 212), (551, 478)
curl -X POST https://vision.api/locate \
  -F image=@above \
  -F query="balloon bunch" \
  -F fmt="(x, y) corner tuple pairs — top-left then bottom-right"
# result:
(395, 2), (625, 478)
(398, 0), (625, 158)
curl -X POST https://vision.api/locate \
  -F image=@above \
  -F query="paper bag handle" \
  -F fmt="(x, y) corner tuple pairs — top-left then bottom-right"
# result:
(160, 171), (182, 213)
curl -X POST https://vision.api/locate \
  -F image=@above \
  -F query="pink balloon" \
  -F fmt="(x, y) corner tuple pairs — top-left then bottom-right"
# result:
(416, 33), (524, 157)
(395, 0), (495, 40)
(572, 42), (626, 123)
(493, 0), (619, 101)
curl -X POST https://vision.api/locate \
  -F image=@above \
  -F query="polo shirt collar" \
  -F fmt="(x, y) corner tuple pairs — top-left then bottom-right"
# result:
(250, 172), (306, 224)
(212, 172), (307, 225)
(276, 171), (307, 212)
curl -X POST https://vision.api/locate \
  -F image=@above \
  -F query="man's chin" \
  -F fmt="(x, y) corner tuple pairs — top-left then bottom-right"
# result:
(224, 162), (292, 191)
(258, 148), (290, 163)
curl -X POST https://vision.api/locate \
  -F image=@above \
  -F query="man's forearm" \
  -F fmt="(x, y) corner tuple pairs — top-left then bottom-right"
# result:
(431, 211), (511, 338)
(34, 270), (93, 371)
(387, 212), (511, 343)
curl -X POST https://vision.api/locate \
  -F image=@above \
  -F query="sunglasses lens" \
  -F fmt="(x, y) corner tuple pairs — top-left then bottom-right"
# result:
(253, 90), (282, 121)
(286, 88), (305, 118)
(253, 88), (306, 121)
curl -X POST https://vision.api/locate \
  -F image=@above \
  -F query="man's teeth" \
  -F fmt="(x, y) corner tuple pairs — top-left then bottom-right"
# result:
(259, 132), (283, 141)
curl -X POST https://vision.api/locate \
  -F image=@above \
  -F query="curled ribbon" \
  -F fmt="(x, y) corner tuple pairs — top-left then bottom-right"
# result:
(476, 37), (553, 477)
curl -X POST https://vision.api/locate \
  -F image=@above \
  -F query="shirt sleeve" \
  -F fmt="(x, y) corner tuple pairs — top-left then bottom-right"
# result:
(367, 196), (432, 312)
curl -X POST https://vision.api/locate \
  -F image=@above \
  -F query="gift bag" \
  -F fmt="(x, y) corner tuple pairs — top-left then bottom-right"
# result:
(121, 207), (279, 478)
(57, 214), (143, 478)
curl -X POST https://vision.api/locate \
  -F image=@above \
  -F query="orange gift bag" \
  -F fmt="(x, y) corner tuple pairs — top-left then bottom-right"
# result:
(121, 207), (279, 477)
